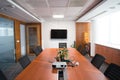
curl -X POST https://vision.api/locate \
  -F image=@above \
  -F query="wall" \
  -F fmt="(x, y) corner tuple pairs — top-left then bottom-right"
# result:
(0, 13), (25, 61)
(76, 22), (90, 48)
(95, 44), (120, 66)
(42, 21), (75, 48)
(90, 20), (96, 56)
(14, 20), (21, 61)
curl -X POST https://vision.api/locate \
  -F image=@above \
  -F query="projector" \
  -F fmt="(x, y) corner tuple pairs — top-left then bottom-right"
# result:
(52, 62), (67, 68)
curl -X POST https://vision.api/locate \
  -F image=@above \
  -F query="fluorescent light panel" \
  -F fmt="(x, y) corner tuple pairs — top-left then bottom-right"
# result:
(7, 0), (42, 22)
(53, 15), (64, 18)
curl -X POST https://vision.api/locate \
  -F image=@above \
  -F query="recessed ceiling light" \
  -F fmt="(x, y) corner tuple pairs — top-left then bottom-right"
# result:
(53, 15), (64, 18)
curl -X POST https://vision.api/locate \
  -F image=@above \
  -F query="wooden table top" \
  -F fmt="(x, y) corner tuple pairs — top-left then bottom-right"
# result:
(15, 48), (108, 80)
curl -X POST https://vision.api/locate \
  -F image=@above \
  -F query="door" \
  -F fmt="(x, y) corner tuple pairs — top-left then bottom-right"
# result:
(0, 17), (15, 62)
(26, 24), (41, 55)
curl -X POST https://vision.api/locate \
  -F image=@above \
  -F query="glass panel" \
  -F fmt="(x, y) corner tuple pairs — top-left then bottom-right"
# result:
(29, 27), (37, 53)
(20, 24), (26, 56)
(0, 17), (15, 62)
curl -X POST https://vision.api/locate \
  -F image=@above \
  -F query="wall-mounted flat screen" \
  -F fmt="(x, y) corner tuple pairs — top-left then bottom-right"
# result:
(51, 29), (67, 39)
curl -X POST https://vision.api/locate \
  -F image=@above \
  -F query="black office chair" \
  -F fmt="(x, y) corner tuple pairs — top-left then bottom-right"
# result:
(18, 55), (31, 69)
(0, 70), (7, 80)
(33, 46), (43, 56)
(59, 43), (67, 48)
(77, 44), (82, 52)
(91, 54), (105, 69)
(104, 63), (120, 80)
(77, 44), (88, 56)
(37, 46), (43, 53)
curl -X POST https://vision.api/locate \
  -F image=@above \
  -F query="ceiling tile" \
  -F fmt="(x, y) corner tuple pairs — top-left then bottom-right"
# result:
(51, 8), (66, 14)
(0, 0), (9, 8)
(33, 8), (52, 16)
(0, 6), (38, 22)
(69, 0), (89, 7)
(65, 7), (82, 16)
(14, 0), (48, 8)
(48, 0), (69, 7)
(27, 0), (48, 8)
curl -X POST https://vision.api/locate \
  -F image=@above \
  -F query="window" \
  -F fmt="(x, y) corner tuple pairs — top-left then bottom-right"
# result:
(95, 11), (120, 49)
(109, 12), (120, 45)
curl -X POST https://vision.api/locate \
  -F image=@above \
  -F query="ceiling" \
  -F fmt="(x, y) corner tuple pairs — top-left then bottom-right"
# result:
(0, 0), (120, 23)
(77, 0), (120, 22)
(0, 0), (102, 22)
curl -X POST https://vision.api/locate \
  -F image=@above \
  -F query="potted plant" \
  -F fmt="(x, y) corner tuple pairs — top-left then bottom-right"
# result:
(71, 41), (76, 49)
(56, 48), (68, 61)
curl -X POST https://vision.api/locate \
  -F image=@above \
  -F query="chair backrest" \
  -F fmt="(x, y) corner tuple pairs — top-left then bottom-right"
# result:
(37, 46), (43, 53)
(0, 70), (7, 80)
(33, 46), (43, 56)
(77, 44), (82, 52)
(104, 63), (120, 80)
(91, 54), (105, 69)
(59, 43), (67, 48)
(18, 55), (31, 69)
(77, 44), (88, 56)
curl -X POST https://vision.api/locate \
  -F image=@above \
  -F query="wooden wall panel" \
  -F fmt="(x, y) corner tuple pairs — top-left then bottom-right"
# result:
(112, 50), (120, 65)
(76, 22), (90, 48)
(95, 44), (120, 66)
(14, 20), (21, 61)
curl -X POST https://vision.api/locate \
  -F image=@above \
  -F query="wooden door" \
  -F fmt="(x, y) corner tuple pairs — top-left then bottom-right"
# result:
(26, 24), (41, 55)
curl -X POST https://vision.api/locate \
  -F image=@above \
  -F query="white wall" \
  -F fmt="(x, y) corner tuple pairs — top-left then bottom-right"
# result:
(42, 21), (76, 49)
(90, 20), (96, 56)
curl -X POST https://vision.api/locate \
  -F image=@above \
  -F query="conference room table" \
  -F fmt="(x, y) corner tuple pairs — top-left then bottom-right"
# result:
(15, 48), (108, 80)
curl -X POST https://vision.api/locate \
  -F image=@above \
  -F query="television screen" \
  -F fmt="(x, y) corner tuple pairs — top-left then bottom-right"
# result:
(51, 29), (67, 39)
